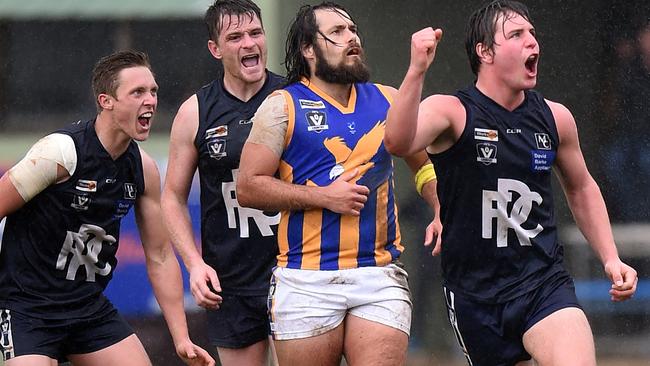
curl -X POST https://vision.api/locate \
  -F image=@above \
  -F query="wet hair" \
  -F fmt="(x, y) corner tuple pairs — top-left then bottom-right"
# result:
(204, 0), (263, 42)
(284, 1), (357, 84)
(91, 50), (151, 111)
(465, 0), (534, 75)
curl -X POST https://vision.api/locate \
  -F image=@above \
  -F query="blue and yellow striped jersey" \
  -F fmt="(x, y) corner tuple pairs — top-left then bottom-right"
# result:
(277, 80), (403, 270)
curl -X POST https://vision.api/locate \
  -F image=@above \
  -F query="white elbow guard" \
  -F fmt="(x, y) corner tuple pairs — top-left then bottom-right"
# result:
(8, 133), (77, 202)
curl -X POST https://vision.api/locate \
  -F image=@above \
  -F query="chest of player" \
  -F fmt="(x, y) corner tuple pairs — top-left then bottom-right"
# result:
(197, 116), (253, 172)
(53, 154), (141, 225)
(283, 84), (392, 188)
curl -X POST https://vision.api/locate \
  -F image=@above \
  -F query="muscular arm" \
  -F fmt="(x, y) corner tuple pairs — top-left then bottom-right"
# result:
(551, 101), (637, 301)
(237, 93), (370, 216)
(384, 27), (457, 157)
(160, 95), (222, 308)
(137, 149), (214, 366)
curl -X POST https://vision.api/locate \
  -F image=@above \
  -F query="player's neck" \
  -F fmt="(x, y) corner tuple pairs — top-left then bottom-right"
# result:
(308, 75), (352, 107)
(222, 72), (266, 102)
(95, 113), (132, 160)
(475, 76), (525, 112)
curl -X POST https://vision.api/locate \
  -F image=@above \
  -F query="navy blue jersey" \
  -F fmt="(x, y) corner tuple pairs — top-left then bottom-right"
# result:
(428, 85), (567, 303)
(194, 71), (285, 296)
(0, 119), (144, 319)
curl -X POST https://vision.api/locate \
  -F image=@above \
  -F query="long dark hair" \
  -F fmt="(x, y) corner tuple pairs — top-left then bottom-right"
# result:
(465, 0), (533, 75)
(284, 2), (354, 84)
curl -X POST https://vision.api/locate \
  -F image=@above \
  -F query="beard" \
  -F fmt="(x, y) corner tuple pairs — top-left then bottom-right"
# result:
(313, 42), (370, 84)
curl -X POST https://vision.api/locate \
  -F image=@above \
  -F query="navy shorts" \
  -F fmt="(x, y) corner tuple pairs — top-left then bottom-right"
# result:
(206, 293), (270, 348)
(443, 274), (582, 366)
(0, 307), (134, 362)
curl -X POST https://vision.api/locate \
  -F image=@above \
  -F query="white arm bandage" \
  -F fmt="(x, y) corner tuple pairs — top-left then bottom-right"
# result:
(8, 133), (77, 202)
(247, 92), (289, 157)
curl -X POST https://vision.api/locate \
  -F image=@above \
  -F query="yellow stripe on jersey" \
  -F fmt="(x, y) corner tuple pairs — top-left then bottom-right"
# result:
(279, 89), (296, 149)
(277, 211), (290, 268)
(374, 181), (392, 265)
(301, 209), (323, 269)
(375, 83), (394, 104)
(277, 159), (293, 267)
(339, 215), (360, 269)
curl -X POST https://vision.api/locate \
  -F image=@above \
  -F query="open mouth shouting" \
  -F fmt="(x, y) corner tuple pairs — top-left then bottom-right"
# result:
(525, 53), (539, 76)
(241, 54), (260, 68)
(138, 111), (153, 130)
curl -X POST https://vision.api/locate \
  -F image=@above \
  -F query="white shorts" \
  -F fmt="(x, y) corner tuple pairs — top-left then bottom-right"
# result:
(268, 264), (412, 340)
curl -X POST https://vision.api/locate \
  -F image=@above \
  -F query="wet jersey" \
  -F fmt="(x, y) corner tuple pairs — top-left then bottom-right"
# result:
(0, 119), (144, 319)
(277, 80), (403, 270)
(428, 85), (567, 303)
(195, 71), (285, 296)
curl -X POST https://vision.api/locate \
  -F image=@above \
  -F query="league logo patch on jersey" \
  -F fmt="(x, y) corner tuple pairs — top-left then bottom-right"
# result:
(298, 99), (326, 109)
(306, 111), (329, 132)
(474, 128), (499, 141)
(123, 183), (137, 200)
(71, 194), (90, 211)
(205, 125), (228, 139)
(476, 143), (497, 165)
(75, 179), (97, 192)
(534, 133), (552, 150)
(208, 139), (227, 159)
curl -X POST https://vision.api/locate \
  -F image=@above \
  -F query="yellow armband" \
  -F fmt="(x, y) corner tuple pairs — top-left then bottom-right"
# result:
(414, 163), (436, 195)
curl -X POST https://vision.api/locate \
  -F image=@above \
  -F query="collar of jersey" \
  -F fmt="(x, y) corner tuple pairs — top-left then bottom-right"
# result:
(300, 78), (357, 114)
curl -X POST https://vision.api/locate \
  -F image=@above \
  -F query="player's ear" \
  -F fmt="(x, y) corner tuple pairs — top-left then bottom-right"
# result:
(208, 40), (223, 60)
(98, 93), (113, 110)
(476, 42), (493, 65)
(302, 43), (315, 61)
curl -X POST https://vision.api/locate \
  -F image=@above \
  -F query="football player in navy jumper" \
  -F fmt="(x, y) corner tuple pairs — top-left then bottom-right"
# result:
(161, 1), (284, 365)
(385, 1), (638, 365)
(0, 51), (213, 366)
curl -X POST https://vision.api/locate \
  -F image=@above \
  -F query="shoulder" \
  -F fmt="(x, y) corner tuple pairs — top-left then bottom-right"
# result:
(171, 95), (199, 139)
(374, 83), (397, 102)
(176, 94), (199, 118)
(138, 148), (161, 193)
(260, 90), (290, 113)
(544, 99), (577, 143)
(421, 94), (464, 116)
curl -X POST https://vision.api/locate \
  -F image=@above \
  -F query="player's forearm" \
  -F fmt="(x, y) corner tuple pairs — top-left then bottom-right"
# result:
(147, 258), (191, 346)
(161, 195), (203, 270)
(566, 179), (619, 264)
(237, 174), (326, 212)
(420, 179), (440, 218)
(385, 71), (426, 156)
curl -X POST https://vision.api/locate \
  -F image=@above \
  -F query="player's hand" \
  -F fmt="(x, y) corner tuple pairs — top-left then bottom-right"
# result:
(409, 27), (443, 75)
(322, 169), (369, 216)
(424, 217), (442, 256)
(188, 261), (223, 309)
(175, 339), (216, 366)
(604, 259), (638, 302)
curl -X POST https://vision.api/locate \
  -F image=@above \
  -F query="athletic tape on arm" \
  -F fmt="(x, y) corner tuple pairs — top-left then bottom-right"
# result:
(247, 92), (288, 157)
(8, 133), (77, 202)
